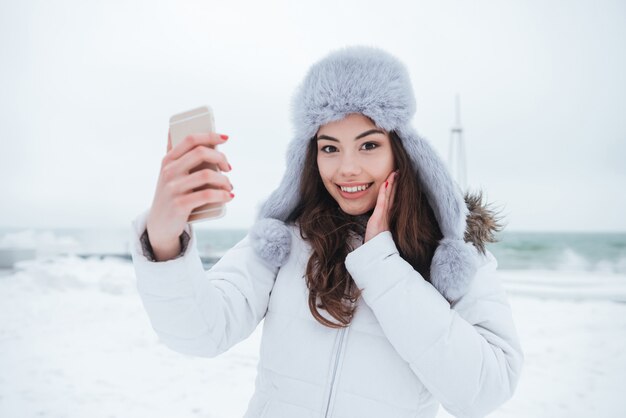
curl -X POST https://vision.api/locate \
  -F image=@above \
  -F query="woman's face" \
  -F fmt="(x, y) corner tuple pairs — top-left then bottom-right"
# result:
(316, 113), (395, 216)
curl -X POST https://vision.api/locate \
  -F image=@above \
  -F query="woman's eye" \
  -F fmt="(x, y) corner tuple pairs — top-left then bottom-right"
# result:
(320, 145), (337, 153)
(362, 142), (378, 151)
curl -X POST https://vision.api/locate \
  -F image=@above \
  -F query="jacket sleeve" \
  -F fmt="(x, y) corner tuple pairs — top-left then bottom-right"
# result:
(344, 231), (524, 418)
(129, 208), (279, 358)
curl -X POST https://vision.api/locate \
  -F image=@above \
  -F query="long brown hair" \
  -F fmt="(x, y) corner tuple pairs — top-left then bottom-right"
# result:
(285, 131), (443, 328)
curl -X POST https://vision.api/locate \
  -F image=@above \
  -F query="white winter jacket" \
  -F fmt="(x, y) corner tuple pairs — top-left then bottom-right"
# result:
(130, 209), (524, 418)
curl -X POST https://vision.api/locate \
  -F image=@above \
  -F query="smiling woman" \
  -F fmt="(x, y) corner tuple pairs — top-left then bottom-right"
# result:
(131, 45), (523, 418)
(284, 112), (446, 330)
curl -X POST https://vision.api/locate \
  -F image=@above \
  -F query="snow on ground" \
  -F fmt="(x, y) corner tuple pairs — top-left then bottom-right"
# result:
(1, 256), (625, 417)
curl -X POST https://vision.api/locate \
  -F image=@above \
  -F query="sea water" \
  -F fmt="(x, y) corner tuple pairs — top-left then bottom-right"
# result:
(490, 231), (626, 274)
(1, 227), (625, 274)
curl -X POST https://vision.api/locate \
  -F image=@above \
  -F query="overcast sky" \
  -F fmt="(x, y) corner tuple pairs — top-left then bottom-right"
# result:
(1, 0), (624, 232)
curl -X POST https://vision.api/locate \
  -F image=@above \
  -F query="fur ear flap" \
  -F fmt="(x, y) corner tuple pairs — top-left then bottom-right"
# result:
(249, 218), (292, 268)
(430, 238), (478, 303)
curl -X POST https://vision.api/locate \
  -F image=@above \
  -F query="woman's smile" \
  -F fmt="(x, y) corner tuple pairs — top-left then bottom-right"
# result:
(336, 182), (374, 199)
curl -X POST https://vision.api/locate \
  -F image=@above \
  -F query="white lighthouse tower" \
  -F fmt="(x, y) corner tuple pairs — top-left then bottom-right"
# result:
(448, 94), (467, 192)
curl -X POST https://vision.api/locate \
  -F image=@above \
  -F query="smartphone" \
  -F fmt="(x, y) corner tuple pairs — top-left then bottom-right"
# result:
(169, 105), (226, 223)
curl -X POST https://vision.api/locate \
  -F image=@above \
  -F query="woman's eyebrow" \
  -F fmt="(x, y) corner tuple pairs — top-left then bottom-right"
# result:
(316, 129), (385, 142)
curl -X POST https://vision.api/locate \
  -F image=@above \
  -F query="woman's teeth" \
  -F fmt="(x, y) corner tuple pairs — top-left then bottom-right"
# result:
(340, 183), (371, 193)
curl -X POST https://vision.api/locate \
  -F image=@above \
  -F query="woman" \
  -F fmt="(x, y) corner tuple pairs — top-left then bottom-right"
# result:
(131, 46), (524, 417)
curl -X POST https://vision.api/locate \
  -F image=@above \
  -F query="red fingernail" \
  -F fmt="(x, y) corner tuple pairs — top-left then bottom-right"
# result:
(228, 163), (232, 171)
(229, 192), (235, 198)
(220, 134), (229, 140)
(385, 181), (389, 188)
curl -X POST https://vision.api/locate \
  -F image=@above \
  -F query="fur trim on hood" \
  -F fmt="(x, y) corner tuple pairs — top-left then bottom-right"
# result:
(463, 190), (503, 255)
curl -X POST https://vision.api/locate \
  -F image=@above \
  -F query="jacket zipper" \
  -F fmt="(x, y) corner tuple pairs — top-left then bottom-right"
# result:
(323, 326), (347, 418)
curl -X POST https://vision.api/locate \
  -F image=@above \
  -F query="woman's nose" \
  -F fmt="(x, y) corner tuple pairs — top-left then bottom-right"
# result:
(339, 153), (362, 177)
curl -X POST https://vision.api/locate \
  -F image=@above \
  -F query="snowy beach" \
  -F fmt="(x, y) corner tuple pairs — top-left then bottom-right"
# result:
(1, 254), (625, 417)
(3, 0), (626, 415)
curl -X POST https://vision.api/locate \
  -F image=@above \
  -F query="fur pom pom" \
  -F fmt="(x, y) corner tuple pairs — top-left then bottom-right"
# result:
(249, 218), (292, 268)
(430, 239), (479, 303)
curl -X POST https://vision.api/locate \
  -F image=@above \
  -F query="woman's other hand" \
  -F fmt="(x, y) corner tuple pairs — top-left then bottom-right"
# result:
(145, 131), (234, 261)
(364, 170), (398, 243)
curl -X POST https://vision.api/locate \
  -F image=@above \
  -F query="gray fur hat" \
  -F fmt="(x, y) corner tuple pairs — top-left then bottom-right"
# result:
(249, 45), (479, 302)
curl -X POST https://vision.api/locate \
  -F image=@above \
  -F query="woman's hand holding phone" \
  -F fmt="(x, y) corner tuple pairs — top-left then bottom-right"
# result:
(146, 131), (234, 261)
